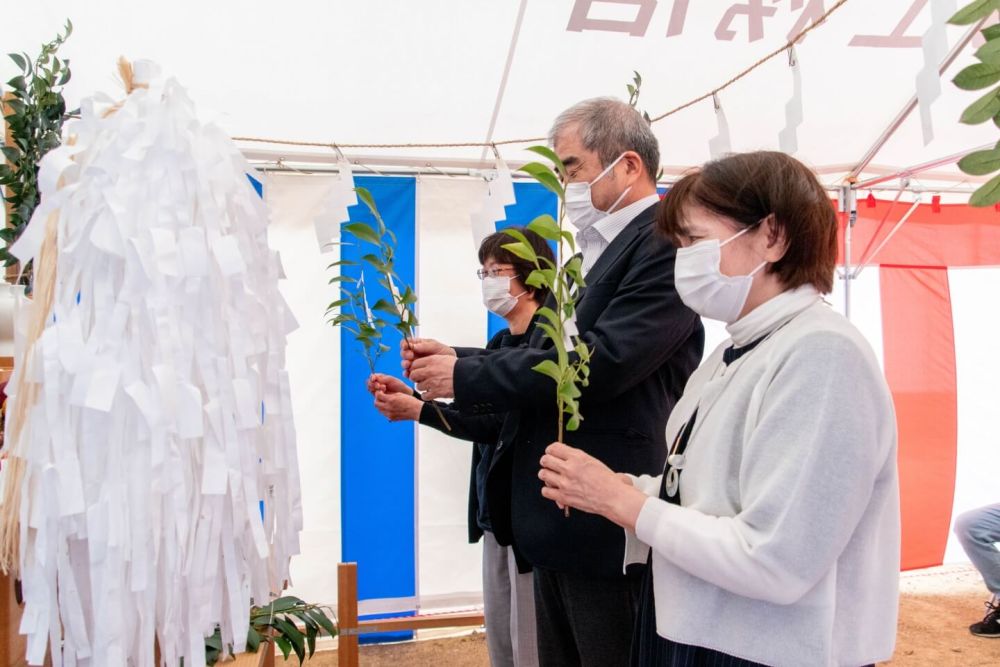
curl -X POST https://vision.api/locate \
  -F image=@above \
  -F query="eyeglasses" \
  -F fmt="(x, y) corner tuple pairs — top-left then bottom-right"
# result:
(476, 266), (515, 280)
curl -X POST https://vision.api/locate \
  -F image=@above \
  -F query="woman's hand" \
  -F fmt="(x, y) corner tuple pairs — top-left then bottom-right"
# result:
(539, 443), (648, 531)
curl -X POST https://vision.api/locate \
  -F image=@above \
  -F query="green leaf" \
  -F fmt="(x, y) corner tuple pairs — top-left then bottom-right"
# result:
(0, 146), (20, 163)
(274, 635), (293, 660)
(8, 53), (26, 71)
(525, 268), (555, 290)
(360, 252), (386, 270)
(984, 24), (1000, 40)
(328, 275), (357, 284)
(519, 162), (565, 198)
(372, 298), (401, 317)
(536, 321), (560, 346)
(275, 616), (306, 663)
(354, 186), (383, 221)
(307, 607), (337, 637)
(975, 37), (1000, 64)
(344, 221), (382, 245)
(533, 359), (564, 383)
(949, 0), (1000, 25)
(526, 214), (562, 242)
(958, 147), (1000, 175)
(501, 240), (538, 263)
(558, 380), (582, 403)
(566, 412), (582, 432)
(326, 259), (357, 269)
(960, 87), (1000, 124)
(954, 62), (1000, 90)
(246, 627), (262, 652)
(526, 145), (565, 174)
(564, 256), (585, 285)
(970, 171), (1000, 206)
(535, 306), (561, 327)
(264, 596), (306, 614)
(6, 75), (26, 92)
(305, 622), (317, 657)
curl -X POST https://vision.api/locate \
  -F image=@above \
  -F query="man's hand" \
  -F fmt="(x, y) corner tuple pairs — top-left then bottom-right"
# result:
(373, 390), (424, 423)
(367, 373), (413, 396)
(409, 354), (457, 400)
(538, 442), (647, 531)
(402, 338), (455, 378)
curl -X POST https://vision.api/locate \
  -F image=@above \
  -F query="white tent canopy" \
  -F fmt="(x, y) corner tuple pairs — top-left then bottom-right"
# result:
(4, 0), (998, 191)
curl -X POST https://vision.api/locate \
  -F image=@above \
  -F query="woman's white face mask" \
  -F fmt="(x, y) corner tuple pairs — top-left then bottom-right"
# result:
(674, 225), (768, 323)
(481, 275), (526, 317)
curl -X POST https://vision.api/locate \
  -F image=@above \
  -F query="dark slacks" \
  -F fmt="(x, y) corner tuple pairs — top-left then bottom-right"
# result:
(533, 565), (645, 667)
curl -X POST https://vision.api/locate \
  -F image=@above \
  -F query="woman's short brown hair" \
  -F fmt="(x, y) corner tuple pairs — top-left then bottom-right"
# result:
(478, 227), (556, 305)
(657, 151), (838, 293)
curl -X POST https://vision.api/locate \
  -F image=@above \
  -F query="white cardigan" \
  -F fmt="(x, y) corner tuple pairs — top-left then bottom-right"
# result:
(625, 286), (900, 667)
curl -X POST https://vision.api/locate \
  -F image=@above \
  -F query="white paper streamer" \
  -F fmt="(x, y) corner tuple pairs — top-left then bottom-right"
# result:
(8, 59), (302, 666)
(916, 0), (958, 145)
(470, 157), (518, 249)
(314, 159), (357, 251)
(778, 47), (803, 155)
(708, 93), (732, 159)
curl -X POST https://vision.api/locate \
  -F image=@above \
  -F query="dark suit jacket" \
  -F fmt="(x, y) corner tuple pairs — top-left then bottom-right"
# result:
(418, 321), (536, 544)
(451, 203), (704, 578)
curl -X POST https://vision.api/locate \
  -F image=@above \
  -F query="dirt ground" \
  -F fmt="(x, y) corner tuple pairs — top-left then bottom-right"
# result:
(298, 566), (1000, 666)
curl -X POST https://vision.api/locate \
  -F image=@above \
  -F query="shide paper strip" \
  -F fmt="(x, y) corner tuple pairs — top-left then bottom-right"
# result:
(3, 60), (303, 666)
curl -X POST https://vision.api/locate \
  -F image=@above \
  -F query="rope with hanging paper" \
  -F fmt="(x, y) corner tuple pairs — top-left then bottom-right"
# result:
(231, 0), (849, 152)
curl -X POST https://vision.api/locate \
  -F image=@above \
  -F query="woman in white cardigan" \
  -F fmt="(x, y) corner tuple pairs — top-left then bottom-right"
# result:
(538, 151), (900, 667)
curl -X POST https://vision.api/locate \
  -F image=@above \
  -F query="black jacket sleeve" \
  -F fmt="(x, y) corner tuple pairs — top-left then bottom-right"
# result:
(451, 229), (699, 414)
(417, 398), (504, 444)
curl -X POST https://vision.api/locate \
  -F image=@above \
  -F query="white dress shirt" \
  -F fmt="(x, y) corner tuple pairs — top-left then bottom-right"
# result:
(573, 193), (661, 275)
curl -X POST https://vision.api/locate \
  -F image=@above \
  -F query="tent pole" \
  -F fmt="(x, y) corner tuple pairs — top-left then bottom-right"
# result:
(854, 143), (992, 190)
(846, 18), (987, 182)
(840, 185), (857, 319)
(853, 196), (923, 279)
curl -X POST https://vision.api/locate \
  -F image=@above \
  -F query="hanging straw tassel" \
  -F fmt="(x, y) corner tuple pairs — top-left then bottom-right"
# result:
(0, 207), (60, 575)
(0, 55), (145, 572)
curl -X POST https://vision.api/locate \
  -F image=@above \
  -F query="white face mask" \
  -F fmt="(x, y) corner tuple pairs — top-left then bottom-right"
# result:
(481, 276), (526, 317)
(565, 153), (632, 231)
(675, 226), (767, 323)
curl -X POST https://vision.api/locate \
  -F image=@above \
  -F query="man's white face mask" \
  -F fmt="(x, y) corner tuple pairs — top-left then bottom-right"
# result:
(564, 153), (631, 231)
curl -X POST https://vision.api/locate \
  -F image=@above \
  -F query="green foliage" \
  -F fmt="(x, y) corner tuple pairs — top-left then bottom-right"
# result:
(325, 187), (418, 372)
(625, 70), (651, 125)
(205, 596), (337, 665)
(0, 20), (74, 284)
(624, 71), (659, 180)
(507, 150), (593, 440)
(952, 3), (1000, 205)
(951, 0), (1000, 25)
(324, 188), (451, 428)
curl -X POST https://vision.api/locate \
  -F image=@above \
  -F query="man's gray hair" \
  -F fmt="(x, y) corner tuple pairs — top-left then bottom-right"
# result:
(549, 97), (660, 183)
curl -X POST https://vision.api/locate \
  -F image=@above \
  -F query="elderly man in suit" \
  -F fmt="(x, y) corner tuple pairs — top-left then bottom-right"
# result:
(405, 98), (703, 667)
